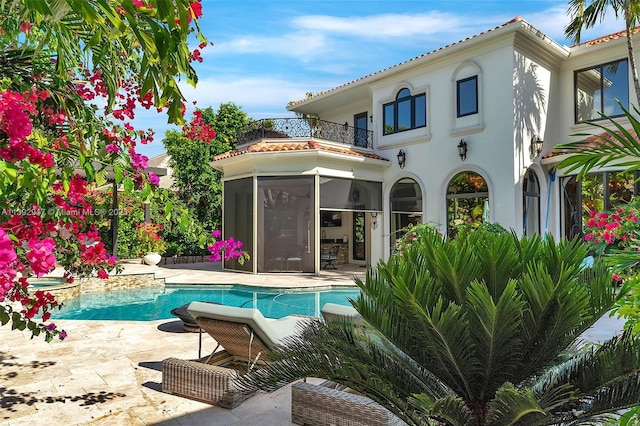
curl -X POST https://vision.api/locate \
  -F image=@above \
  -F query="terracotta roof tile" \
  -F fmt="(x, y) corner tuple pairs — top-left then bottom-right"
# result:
(214, 140), (389, 162)
(546, 128), (638, 158)
(572, 26), (640, 47)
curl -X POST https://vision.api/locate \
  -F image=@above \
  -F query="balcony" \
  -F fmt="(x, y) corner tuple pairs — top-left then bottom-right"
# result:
(237, 118), (373, 149)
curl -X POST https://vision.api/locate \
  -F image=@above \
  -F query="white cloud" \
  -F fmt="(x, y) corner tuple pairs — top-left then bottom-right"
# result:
(210, 32), (328, 61)
(292, 11), (466, 38)
(176, 76), (342, 119)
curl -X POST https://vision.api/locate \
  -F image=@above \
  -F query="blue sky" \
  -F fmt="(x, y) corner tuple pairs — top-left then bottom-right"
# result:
(133, 0), (627, 158)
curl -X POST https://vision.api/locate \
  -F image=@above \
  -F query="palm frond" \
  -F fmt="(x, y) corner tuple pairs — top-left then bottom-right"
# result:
(238, 319), (451, 426)
(485, 382), (548, 426)
(530, 329), (640, 417)
(466, 280), (527, 397)
(412, 394), (476, 426)
(557, 101), (640, 180)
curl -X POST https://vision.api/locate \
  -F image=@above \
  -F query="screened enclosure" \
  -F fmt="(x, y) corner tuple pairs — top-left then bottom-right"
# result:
(223, 175), (382, 274)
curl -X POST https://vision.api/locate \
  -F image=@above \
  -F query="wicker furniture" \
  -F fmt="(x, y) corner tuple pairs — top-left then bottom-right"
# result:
(162, 302), (310, 408)
(291, 381), (405, 426)
(162, 357), (252, 408)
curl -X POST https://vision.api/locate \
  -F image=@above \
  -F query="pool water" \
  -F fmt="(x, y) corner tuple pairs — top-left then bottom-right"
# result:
(54, 285), (361, 321)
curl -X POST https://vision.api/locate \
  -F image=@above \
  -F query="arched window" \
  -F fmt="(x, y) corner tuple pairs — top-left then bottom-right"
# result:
(383, 88), (426, 135)
(446, 171), (488, 237)
(523, 169), (540, 236)
(390, 178), (422, 250)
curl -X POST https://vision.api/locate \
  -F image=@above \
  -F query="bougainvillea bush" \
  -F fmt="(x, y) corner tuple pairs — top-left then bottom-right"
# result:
(581, 197), (640, 337)
(583, 201), (640, 258)
(0, 0), (207, 342)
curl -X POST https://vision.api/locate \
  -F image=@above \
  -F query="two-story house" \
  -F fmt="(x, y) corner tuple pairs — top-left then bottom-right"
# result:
(211, 17), (640, 275)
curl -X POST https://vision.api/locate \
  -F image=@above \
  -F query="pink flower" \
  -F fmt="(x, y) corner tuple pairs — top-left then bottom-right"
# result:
(106, 143), (119, 153)
(147, 172), (159, 185)
(130, 152), (148, 170)
(27, 238), (56, 277)
(0, 228), (17, 271)
(212, 230), (222, 238)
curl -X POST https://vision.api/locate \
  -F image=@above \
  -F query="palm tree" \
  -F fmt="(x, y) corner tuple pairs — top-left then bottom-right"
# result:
(240, 225), (640, 425)
(565, 0), (640, 105)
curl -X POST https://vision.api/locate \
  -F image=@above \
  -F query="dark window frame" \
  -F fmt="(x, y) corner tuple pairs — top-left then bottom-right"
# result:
(383, 88), (427, 135)
(574, 58), (629, 123)
(456, 75), (478, 117)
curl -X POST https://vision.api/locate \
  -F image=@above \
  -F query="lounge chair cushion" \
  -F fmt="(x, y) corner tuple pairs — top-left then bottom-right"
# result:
(321, 303), (363, 325)
(187, 301), (305, 349)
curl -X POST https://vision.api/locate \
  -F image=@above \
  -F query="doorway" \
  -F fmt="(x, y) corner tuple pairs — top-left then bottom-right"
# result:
(352, 211), (366, 261)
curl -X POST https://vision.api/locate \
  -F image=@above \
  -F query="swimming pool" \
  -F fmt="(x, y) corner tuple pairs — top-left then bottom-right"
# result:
(54, 285), (361, 321)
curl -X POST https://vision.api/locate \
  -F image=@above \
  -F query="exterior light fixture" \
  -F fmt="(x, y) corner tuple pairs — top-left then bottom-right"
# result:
(457, 139), (468, 161)
(397, 149), (406, 168)
(530, 135), (544, 160)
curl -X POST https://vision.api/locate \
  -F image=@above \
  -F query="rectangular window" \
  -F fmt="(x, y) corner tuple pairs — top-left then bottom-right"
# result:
(397, 98), (411, 131)
(383, 103), (395, 135)
(414, 94), (426, 128)
(456, 76), (478, 117)
(575, 58), (628, 122)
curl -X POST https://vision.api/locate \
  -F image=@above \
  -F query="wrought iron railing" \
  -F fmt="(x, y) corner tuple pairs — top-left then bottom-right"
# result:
(237, 118), (373, 149)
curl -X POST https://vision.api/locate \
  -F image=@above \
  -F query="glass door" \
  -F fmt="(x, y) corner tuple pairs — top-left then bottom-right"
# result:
(352, 211), (365, 261)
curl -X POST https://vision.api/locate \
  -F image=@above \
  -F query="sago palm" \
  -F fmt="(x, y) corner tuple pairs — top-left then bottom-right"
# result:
(240, 226), (640, 425)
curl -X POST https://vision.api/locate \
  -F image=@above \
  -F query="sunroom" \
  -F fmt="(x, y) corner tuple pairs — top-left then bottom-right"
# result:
(212, 118), (389, 275)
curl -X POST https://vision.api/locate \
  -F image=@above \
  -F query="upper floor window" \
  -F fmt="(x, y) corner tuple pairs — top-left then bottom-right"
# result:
(575, 58), (628, 123)
(383, 88), (426, 135)
(456, 76), (478, 117)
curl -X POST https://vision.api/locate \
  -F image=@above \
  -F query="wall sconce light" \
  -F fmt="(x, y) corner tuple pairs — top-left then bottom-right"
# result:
(457, 139), (468, 161)
(369, 114), (373, 123)
(397, 149), (406, 168)
(343, 121), (349, 131)
(371, 212), (378, 229)
(530, 135), (544, 160)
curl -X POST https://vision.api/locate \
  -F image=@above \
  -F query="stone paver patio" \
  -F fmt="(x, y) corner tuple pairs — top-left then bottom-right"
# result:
(1, 262), (360, 425)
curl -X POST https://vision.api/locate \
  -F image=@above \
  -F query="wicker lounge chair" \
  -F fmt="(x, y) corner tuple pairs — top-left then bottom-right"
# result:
(162, 302), (310, 408)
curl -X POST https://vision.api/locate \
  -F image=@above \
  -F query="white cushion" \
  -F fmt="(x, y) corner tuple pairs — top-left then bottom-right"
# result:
(321, 303), (363, 325)
(187, 301), (306, 348)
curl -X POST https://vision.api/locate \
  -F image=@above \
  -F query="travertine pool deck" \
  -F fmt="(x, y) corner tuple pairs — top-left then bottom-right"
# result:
(1, 262), (362, 425)
(0, 262), (625, 425)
